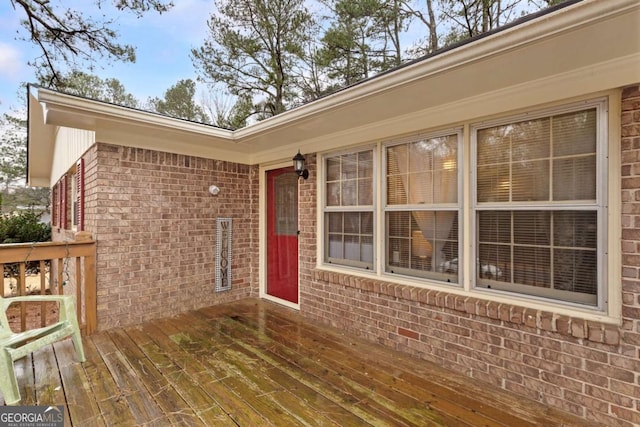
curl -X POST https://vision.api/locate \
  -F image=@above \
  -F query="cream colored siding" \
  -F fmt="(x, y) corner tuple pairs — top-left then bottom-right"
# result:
(50, 127), (95, 186)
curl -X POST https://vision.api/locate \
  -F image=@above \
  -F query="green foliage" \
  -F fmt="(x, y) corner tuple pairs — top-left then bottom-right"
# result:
(148, 79), (209, 122)
(438, 0), (530, 42)
(1, 187), (51, 214)
(192, 0), (314, 120)
(317, 0), (397, 86)
(0, 113), (50, 215)
(0, 113), (27, 193)
(53, 71), (140, 108)
(208, 94), (254, 130)
(0, 211), (51, 244)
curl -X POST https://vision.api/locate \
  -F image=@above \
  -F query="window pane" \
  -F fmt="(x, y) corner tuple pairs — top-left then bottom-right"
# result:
(328, 212), (342, 233)
(359, 151), (373, 178)
(342, 180), (357, 206)
(345, 235), (360, 260)
(387, 144), (406, 175)
(325, 211), (374, 268)
(387, 175), (406, 205)
(476, 210), (598, 305)
(344, 212), (360, 233)
(388, 211), (410, 237)
(513, 246), (551, 287)
(326, 182), (340, 206)
(386, 210), (458, 282)
(512, 160), (549, 201)
(386, 134), (458, 206)
(328, 233), (343, 259)
(553, 155), (596, 201)
(361, 212), (374, 234)
(361, 236), (374, 264)
(554, 249), (597, 295)
(477, 108), (597, 205)
(513, 211), (550, 246)
(553, 109), (596, 156)
(477, 164), (509, 202)
(511, 118), (550, 161)
(478, 211), (511, 244)
(359, 178), (373, 205)
(477, 127), (510, 165)
(409, 171), (431, 204)
(327, 158), (341, 181)
(325, 150), (374, 208)
(477, 243), (509, 280)
(553, 211), (597, 248)
(434, 169), (457, 203)
(342, 153), (357, 179)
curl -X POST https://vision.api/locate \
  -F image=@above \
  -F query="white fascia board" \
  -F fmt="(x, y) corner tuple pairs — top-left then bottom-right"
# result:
(36, 88), (234, 141)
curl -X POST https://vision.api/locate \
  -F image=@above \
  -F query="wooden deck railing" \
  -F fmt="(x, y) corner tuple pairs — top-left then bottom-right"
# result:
(0, 233), (97, 335)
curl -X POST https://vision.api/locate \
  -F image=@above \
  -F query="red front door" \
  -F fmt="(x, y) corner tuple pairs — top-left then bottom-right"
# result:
(266, 168), (299, 304)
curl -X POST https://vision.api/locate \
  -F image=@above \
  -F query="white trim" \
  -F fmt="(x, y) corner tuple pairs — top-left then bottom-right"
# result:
(316, 91), (623, 325)
(319, 146), (377, 270)
(469, 97), (607, 309)
(381, 127), (464, 285)
(37, 89), (233, 140)
(606, 90), (622, 324)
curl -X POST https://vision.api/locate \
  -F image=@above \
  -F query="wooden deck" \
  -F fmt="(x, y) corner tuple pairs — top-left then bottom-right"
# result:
(2, 299), (596, 426)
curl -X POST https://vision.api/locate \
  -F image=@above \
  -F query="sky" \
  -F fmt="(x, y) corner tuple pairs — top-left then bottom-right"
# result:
(0, 0), (217, 117)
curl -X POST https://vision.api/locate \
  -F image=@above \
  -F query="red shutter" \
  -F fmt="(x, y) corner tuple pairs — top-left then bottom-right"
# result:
(76, 159), (85, 231)
(57, 180), (63, 228)
(52, 184), (58, 228)
(60, 175), (68, 229)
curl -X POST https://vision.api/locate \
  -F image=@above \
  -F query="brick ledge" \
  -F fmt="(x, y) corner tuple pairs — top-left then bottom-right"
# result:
(312, 269), (620, 346)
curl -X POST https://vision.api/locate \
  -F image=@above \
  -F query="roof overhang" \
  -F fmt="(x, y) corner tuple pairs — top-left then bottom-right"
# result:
(28, 0), (640, 186)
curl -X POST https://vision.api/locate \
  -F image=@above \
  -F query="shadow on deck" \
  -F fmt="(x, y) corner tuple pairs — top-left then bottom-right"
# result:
(2, 298), (597, 426)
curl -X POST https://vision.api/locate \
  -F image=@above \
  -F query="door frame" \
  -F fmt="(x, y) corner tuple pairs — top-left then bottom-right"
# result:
(259, 161), (301, 309)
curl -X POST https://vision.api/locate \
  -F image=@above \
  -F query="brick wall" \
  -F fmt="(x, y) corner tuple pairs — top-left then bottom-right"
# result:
(299, 86), (640, 427)
(53, 143), (259, 330)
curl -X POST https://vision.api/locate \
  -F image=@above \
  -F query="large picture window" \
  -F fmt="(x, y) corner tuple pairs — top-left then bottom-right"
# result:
(472, 101), (605, 305)
(319, 97), (608, 311)
(324, 149), (374, 269)
(384, 131), (461, 282)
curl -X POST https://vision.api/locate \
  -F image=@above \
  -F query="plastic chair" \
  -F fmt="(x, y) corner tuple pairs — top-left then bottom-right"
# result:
(0, 294), (86, 405)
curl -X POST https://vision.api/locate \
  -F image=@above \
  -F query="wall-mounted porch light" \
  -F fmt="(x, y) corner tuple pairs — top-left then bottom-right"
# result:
(293, 150), (309, 180)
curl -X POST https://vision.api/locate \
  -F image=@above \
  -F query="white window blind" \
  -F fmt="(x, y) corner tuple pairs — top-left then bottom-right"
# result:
(474, 105), (602, 305)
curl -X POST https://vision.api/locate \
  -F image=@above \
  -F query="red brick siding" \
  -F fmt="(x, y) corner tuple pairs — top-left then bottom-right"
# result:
(52, 143), (259, 330)
(298, 86), (640, 427)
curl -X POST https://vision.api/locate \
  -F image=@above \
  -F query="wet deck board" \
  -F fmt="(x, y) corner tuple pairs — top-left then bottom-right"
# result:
(2, 298), (597, 426)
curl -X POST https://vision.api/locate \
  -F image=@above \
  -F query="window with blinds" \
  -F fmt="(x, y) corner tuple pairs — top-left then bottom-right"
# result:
(384, 131), (461, 281)
(473, 102), (604, 305)
(324, 149), (374, 269)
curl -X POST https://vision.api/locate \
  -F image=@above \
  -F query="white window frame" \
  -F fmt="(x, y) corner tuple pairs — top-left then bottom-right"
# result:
(382, 128), (464, 284)
(470, 98), (608, 311)
(316, 93), (620, 322)
(321, 147), (377, 270)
